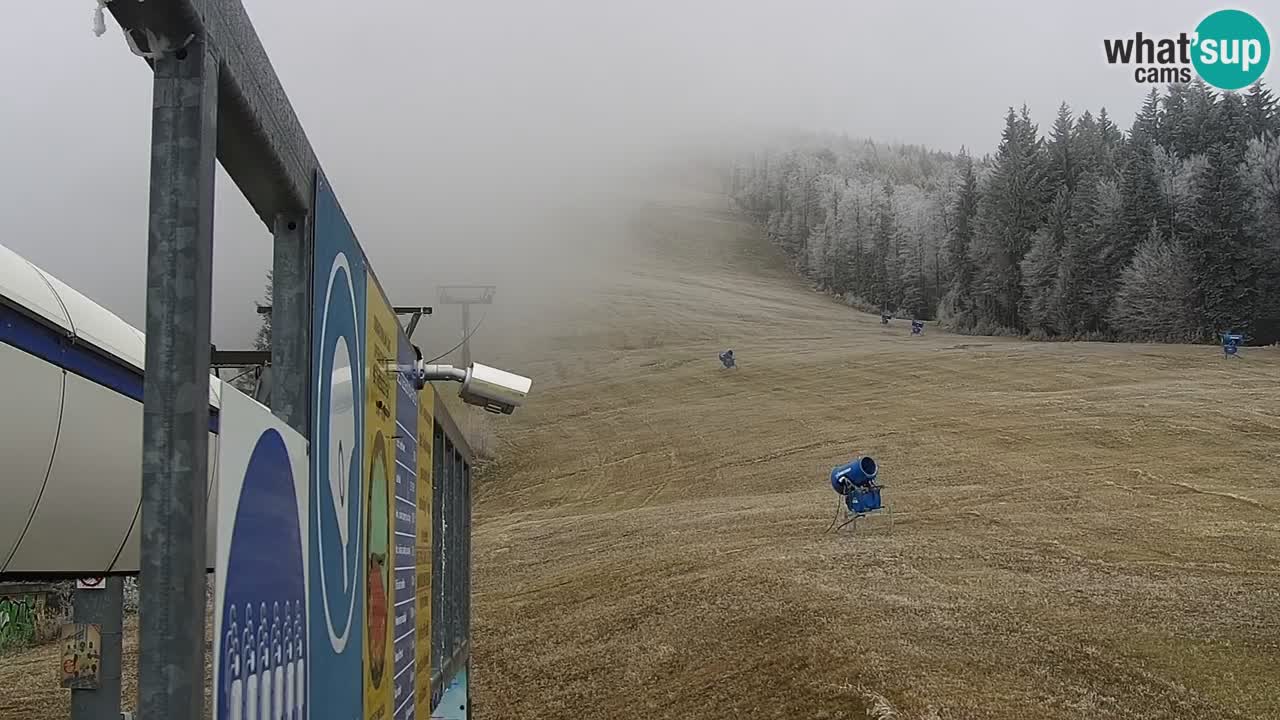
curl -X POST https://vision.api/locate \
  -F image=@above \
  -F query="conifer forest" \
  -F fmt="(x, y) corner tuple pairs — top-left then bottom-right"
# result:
(730, 80), (1280, 344)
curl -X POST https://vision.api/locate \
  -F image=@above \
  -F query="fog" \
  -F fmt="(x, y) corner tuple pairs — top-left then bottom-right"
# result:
(2, 1), (1275, 362)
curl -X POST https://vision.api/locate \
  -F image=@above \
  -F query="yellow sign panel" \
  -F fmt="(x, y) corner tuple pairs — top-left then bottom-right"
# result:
(414, 385), (435, 718)
(363, 280), (397, 720)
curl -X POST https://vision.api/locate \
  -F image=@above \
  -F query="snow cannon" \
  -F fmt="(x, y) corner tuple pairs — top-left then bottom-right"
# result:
(1222, 331), (1243, 358)
(829, 455), (882, 515)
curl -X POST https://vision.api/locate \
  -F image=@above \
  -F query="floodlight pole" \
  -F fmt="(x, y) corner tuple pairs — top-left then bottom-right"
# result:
(460, 304), (472, 367)
(438, 286), (496, 368)
(137, 35), (217, 720)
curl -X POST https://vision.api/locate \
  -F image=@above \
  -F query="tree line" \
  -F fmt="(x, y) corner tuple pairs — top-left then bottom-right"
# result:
(729, 80), (1280, 344)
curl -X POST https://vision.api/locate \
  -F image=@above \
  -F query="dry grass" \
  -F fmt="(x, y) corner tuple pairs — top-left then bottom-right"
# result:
(3, 176), (1278, 719)
(0, 612), (214, 719)
(438, 389), (501, 463)
(468, 182), (1280, 719)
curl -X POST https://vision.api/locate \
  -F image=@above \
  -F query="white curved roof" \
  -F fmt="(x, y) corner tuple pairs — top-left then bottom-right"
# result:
(0, 242), (236, 575)
(0, 243), (73, 331)
(0, 242), (222, 408)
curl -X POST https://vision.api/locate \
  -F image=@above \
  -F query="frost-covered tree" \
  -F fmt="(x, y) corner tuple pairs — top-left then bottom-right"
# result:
(1109, 228), (1195, 341)
(1187, 143), (1264, 339)
(729, 80), (1280, 344)
(970, 107), (1049, 329)
(1047, 103), (1077, 193)
(1244, 81), (1279, 139)
(1020, 189), (1070, 334)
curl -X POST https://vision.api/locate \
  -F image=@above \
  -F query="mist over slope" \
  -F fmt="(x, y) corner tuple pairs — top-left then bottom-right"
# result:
(11, 0), (1270, 353)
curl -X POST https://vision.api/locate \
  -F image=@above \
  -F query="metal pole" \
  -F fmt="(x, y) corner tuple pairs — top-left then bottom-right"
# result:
(70, 578), (125, 720)
(270, 212), (311, 434)
(138, 36), (219, 720)
(460, 304), (471, 368)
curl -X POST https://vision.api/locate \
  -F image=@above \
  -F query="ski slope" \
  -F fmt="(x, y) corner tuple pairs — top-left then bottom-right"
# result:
(468, 178), (1280, 720)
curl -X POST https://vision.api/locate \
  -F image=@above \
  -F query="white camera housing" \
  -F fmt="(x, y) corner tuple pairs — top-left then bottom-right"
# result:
(459, 362), (531, 415)
(395, 359), (532, 415)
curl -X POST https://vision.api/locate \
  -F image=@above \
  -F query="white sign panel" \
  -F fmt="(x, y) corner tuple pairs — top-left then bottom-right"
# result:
(211, 388), (310, 720)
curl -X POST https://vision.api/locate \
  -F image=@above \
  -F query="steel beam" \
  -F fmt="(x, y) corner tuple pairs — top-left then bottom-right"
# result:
(106, 0), (323, 226)
(210, 349), (271, 368)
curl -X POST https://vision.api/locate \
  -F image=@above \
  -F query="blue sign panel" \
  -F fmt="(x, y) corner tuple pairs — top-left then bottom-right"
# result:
(392, 333), (419, 719)
(310, 172), (368, 720)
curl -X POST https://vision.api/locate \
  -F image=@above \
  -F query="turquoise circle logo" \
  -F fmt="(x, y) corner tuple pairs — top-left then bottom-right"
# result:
(1192, 9), (1270, 90)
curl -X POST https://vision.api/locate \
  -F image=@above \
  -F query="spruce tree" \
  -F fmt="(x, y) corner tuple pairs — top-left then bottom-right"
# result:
(1072, 110), (1101, 181)
(1129, 89), (1162, 148)
(1179, 80), (1220, 157)
(1244, 81), (1279, 139)
(1118, 138), (1162, 267)
(1186, 143), (1262, 339)
(1020, 228), (1060, 335)
(1047, 103), (1077, 193)
(898, 233), (925, 320)
(1059, 175), (1124, 334)
(1162, 83), (1188, 147)
(943, 150), (980, 327)
(1217, 91), (1251, 165)
(971, 107), (1049, 329)
(871, 186), (896, 310)
(1097, 107), (1124, 178)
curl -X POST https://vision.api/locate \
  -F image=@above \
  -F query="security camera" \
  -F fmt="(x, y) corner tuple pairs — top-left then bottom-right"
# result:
(458, 362), (531, 415)
(391, 358), (531, 415)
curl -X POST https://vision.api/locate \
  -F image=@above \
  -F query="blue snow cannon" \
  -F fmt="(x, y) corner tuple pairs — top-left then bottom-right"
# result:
(830, 455), (882, 514)
(1223, 331), (1242, 358)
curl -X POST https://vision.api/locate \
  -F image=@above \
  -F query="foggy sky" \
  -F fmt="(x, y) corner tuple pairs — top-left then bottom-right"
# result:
(3, 1), (1276, 355)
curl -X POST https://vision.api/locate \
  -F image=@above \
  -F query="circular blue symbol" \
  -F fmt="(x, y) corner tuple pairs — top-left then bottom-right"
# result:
(217, 429), (305, 720)
(313, 251), (364, 654)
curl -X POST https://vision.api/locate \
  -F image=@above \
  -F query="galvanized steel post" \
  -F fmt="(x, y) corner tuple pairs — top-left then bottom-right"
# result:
(137, 35), (219, 720)
(270, 213), (311, 434)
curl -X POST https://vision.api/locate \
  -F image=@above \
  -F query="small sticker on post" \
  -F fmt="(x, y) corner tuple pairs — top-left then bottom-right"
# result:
(60, 623), (103, 689)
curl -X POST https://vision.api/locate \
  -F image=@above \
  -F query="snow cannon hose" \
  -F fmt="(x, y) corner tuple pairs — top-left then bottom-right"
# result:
(830, 455), (878, 495)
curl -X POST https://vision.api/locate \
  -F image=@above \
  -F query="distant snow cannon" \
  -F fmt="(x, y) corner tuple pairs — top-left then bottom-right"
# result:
(825, 455), (887, 533)
(719, 349), (736, 369)
(1222, 331), (1243, 359)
